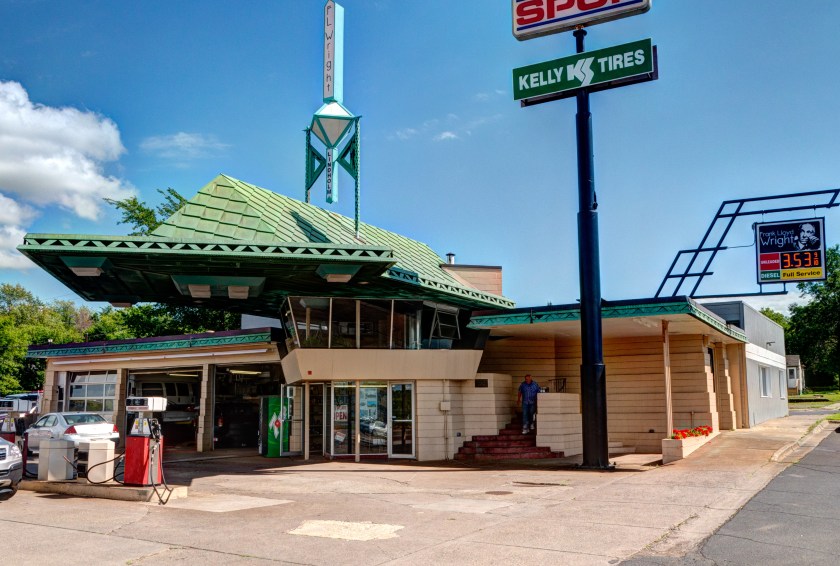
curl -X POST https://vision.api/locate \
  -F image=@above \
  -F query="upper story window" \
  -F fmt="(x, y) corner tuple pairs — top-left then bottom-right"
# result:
(284, 297), (463, 350)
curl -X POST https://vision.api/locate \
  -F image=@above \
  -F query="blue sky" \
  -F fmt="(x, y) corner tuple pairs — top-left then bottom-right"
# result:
(1, 1), (839, 315)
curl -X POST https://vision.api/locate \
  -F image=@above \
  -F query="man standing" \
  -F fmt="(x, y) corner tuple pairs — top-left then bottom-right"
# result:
(517, 374), (540, 434)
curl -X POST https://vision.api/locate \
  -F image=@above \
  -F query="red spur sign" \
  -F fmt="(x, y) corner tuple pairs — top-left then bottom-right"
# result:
(513, 0), (651, 40)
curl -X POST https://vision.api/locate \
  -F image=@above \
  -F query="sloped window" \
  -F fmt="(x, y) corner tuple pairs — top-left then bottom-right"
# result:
(432, 308), (460, 340)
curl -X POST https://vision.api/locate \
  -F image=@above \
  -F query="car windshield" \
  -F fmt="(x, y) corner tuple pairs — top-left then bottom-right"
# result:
(63, 414), (106, 425)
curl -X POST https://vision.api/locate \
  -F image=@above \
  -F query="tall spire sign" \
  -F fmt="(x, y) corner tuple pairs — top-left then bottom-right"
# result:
(306, 1), (362, 236)
(323, 0), (343, 103)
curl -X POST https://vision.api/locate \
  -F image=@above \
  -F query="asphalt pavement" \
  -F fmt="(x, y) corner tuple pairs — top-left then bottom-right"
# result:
(622, 418), (840, 566)
(1, 408), (838, 565)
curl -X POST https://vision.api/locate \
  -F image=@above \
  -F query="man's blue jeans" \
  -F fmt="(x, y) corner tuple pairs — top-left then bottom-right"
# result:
(522, 402), (536, 431)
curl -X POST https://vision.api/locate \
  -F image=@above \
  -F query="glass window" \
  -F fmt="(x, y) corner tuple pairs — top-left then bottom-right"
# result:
(166, 383), (177, 396)
(393, 301), (421, 350)
(760, 366), (771, 398)
(86, 384), (104, 397)
(331, 299), (357, 349)
(359, 300), (391, 349)
(290, 297), (331, 348)
(359, 384), (388, 455)
(779, 370), (786, 399)
(177, 383), (189, 397)
(433, 309), (460, 340)
(69, 370), (118, 417)
(332, 383), (356, 455)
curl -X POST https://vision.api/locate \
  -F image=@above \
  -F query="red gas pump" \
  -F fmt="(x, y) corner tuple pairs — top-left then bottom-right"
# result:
(124, 397), (166, 486)
(0, 416), (15, 443)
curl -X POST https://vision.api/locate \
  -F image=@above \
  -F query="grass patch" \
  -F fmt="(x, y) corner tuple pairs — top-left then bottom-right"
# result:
(788, 391), (840, 409)
(827, 413), (840, 422)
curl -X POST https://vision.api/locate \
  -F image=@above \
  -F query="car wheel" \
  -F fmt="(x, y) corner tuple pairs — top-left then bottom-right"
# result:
(0, 485), (18, 501)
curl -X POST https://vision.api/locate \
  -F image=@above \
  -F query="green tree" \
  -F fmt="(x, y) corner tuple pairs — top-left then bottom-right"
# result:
(786, 245), (840, 388)
(759, 308), (789, 331)
(102, 190), (239, 337)
(0, 284), (86, 394)
(104, 187), (187, 235)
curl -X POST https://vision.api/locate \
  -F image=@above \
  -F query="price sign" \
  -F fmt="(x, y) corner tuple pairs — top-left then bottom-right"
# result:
(755, 218), (826, 284)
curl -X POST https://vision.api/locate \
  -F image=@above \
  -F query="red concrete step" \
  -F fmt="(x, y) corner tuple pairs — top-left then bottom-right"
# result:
(465, 438), (537, 444)
(455, 450), (563, 461)
(462, 439), (535, 449)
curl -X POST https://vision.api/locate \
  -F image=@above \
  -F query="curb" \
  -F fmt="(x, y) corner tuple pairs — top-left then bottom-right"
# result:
(20, 478), (188, 502)
(771, 419), (832, 462)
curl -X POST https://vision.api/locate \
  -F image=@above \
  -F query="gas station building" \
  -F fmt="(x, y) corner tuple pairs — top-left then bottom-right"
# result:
(22, 174), (789, 461)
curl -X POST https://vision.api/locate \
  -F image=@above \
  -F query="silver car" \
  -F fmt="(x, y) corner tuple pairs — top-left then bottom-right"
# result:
(26, 413), (119, 453)
(0, 437), (23, 500)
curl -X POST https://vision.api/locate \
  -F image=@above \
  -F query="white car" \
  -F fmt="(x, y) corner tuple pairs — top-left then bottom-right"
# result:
(26, 413), (119, 453)
(0, 437), (23, 500)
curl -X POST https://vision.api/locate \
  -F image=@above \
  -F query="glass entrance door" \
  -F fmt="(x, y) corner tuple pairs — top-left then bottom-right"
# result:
(280, 384), (303, 456)
(389, 383), (414, 458)
(308, 384), (325, 456)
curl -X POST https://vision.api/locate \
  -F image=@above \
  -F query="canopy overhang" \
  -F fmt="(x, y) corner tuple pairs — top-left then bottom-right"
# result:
(19, 233), (513, 313)
(469, 296), (747, 344)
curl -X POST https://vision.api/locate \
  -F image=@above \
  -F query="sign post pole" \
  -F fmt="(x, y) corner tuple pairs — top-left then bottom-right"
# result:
(574, 28), (610, 470)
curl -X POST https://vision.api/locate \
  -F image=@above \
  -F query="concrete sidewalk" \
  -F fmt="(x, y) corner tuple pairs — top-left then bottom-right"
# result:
(7, 409), (837, 565)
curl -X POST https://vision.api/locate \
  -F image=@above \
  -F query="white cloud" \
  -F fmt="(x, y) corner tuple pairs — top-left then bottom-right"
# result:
(0, 193), (37, 226)
(140, 132), (229, 159)
(0, 80), (133, 220)
(0, 80), (134, 270)
(391, 110), (502, 143)
(433, 131), (459, 142)
(394, 128), (418, 141)
(0, 225), (33, 269)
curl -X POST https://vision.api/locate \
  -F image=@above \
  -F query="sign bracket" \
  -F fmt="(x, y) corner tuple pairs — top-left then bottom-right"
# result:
(655, 189), (840, 298)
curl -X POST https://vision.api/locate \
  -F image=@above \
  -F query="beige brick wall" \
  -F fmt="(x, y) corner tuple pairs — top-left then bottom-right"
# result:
(535, 393), (582, 456)
(484, 333), (724, 453)
(714, 343), (736, 430)
(415, 374), (515, 461)
(440, 265), (503, 296)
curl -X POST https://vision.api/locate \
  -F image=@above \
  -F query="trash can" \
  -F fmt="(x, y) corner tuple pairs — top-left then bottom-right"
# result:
(37, 439), (75, 481)
(78, 441), (115, 483)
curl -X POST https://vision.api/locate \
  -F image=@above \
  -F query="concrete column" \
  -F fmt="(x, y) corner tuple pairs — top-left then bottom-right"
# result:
(354, 380), (361, 462)
(662, 321), (673, 436)
(714, 343), (736, 430)
(197, 364), (216, 452)
(114, 368), (129, 448)
(41, 369), (59, 413)
(304, 382), (310, 461)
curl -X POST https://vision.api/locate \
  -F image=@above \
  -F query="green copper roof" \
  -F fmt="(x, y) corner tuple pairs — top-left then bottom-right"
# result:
(19, 174), (513, 312)
(469, 297), (747, 342)
(27, 328), (279, 358)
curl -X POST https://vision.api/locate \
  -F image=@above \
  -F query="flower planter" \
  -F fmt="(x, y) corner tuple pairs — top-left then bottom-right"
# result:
(662, 431), (718, 464)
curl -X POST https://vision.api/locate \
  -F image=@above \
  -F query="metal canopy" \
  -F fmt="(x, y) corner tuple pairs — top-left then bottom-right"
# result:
(18, 175), (514, 313)
(469, 296), (747, 344)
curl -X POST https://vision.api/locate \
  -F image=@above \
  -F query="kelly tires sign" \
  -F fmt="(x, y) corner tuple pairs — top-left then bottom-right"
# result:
(755, 218), (827, 284)
(513, 38), (655, 103)
(513, 0), (651, 40)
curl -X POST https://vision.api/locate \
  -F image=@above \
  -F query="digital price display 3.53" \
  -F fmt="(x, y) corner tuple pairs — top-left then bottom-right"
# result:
(755, 218), (826, 284)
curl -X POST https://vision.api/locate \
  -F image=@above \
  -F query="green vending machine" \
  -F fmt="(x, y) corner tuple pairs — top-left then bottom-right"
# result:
(259, 395), (291, 457)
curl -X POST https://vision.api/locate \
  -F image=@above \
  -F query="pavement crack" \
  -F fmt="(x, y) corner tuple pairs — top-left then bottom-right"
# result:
(712, 532), (840, 557)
